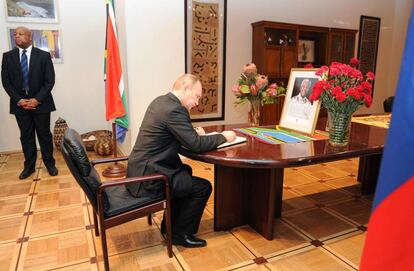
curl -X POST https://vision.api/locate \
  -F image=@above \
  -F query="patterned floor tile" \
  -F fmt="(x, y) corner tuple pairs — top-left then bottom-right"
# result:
(232, 220), (311, 258)
(266, 246), (355, 270)
(325, 159), (359, 176)
(0, 171), (24, 183)
(235, 264), (270, 270)
(0, 181), (35, 198)
(0, 196), (31, 219)
(284, 169), (319, 187)
(291, 182), (351, 205)
(35, 177), (79, 193)
(175, 231), (255, 271)
(0, 242), (20, 271)
(26, 205), (86, 238)
(282, 189), (315, 213)
(152, 207), (215, 236)
(50, 261), (98, 271)
(94, 217), (165, 256)
(31, 189), (83, 212)
(0, 215), (27, 244)
(324, 231), (366, 268)
(297, 164), (350, 180)
(19, 230), (92, 270)
(326, 176), (362, 195)
(283, 208), (356, 240)
(105, 245), (181, 271)
(326, 199), (372, 225)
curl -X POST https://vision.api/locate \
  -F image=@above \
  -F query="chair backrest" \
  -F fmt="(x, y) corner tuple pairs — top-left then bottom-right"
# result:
(61, 128), (107, 212)
(383, 96), (394, 112)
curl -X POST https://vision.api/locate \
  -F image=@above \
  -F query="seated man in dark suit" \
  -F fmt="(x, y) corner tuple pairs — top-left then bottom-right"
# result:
(126, 74), (236, 248)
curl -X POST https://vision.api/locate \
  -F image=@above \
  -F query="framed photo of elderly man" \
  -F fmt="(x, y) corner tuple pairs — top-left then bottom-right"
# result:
(279, 69), (321, 135)
(5, 0), (58, 23)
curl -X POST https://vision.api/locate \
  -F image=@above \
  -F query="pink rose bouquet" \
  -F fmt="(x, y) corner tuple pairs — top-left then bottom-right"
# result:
(232, 63), (285, 105)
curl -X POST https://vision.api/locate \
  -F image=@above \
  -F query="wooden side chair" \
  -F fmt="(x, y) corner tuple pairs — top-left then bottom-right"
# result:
(61, 128), (172, 270)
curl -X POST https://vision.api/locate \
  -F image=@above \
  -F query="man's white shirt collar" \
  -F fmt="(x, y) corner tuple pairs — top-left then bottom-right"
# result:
(18, 45), (33, 65)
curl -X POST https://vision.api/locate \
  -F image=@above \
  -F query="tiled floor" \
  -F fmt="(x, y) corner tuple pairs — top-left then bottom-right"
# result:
(0, 151), (372, 270)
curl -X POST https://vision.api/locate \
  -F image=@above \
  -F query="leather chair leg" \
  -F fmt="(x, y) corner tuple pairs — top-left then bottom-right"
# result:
(93, 213), (99, 236)
(147, 214), (152, 225)
(99, 219), (110, 271)
(165, 205), (173, 257)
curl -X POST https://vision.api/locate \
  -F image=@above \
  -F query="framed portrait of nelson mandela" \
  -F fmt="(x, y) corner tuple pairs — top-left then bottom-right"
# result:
(185, 0), (227, 121)
(5, 0), (59, 23)
(279, 69), (321, 135)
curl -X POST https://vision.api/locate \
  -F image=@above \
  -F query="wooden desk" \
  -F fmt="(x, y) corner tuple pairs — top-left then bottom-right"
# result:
(180, 123), (387, 240)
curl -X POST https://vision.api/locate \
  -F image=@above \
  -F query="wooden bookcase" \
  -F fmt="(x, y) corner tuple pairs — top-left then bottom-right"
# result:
(252, 21), (357, 125)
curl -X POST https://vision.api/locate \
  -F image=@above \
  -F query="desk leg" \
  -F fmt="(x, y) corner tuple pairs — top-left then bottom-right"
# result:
(214, 165), (283, 240)
(358, 154), (382, 194)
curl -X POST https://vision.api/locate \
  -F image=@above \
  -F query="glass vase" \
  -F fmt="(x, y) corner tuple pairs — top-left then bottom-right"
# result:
(327, 111), (353, 146)
(248, 99), (261, 126)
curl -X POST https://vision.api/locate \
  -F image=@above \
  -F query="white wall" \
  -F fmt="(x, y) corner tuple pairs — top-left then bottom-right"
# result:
(117, 0), (185, 146)
(1, 0), (412, 153)
(0, 0), (110, 152)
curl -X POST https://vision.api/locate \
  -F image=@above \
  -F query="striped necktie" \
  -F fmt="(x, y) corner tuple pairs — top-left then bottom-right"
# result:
(21, 49), (29, 94)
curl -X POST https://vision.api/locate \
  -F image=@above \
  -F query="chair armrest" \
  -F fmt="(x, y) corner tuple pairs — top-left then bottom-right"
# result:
(91, 156), (129, 166)
(97, 174), (168, 193)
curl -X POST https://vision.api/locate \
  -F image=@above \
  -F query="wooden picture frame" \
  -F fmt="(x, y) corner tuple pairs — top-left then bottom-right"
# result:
(298, 40), (315, 63)
(358, 15), (381, 94)
(279, 68), (321, 135)
(8, 28), (63, 63)
(185, 0), (227, 121)
(5, 0), (59, 23)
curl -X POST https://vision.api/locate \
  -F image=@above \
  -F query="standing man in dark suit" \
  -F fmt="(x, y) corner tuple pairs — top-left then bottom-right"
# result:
(1, 26), (58, 179)
(126, 74), (236, 248)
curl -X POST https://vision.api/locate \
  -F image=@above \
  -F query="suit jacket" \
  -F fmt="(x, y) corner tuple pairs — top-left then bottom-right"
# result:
(1, 47), (55, 115)
(126, 93), (226, 198)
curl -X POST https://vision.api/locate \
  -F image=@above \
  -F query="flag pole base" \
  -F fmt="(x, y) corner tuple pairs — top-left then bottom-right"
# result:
(102, 162), (126, 178)
(102, 123), (126, 178)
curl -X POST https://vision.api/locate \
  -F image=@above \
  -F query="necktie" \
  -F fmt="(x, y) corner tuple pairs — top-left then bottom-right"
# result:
(21, 49), (29, 94)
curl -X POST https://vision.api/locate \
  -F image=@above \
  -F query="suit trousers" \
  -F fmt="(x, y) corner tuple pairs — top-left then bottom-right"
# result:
(15, 112), (55, 170)
(162, 176), (212, 235)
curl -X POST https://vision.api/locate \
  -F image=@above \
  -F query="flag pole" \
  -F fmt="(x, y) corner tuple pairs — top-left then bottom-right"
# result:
(102, 122), (126, 177)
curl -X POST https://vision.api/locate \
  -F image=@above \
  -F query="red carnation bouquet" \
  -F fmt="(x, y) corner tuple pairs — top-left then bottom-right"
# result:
(309, 58), (374, 114)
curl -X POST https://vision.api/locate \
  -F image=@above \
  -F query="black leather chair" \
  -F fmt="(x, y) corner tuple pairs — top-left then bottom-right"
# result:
(383, 96), (394, 112)
(61, 128), (172, 270)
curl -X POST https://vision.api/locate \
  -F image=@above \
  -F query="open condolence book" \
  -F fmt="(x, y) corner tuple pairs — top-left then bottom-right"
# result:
(206, 132), (247, 149)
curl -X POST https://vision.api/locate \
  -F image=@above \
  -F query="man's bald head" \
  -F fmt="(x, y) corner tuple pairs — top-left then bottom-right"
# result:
(171, 74), (202, 111)
(14, 27), (32, 49)
(172, 74), (200, 91)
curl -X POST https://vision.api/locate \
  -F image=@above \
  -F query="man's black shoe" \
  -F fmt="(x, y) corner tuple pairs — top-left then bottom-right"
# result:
(46, 166), (58, 176)
(172, 234), (207, 248)
(19, 168), (35, 180)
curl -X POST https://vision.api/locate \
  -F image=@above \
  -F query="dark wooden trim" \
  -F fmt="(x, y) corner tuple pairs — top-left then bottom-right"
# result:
(185, 0), (227, 122)
(357, 15), (381, 95)
(184, 0), (188, 73)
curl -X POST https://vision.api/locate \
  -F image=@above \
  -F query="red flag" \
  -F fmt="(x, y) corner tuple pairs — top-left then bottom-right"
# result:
(105, 0), (125, 121)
